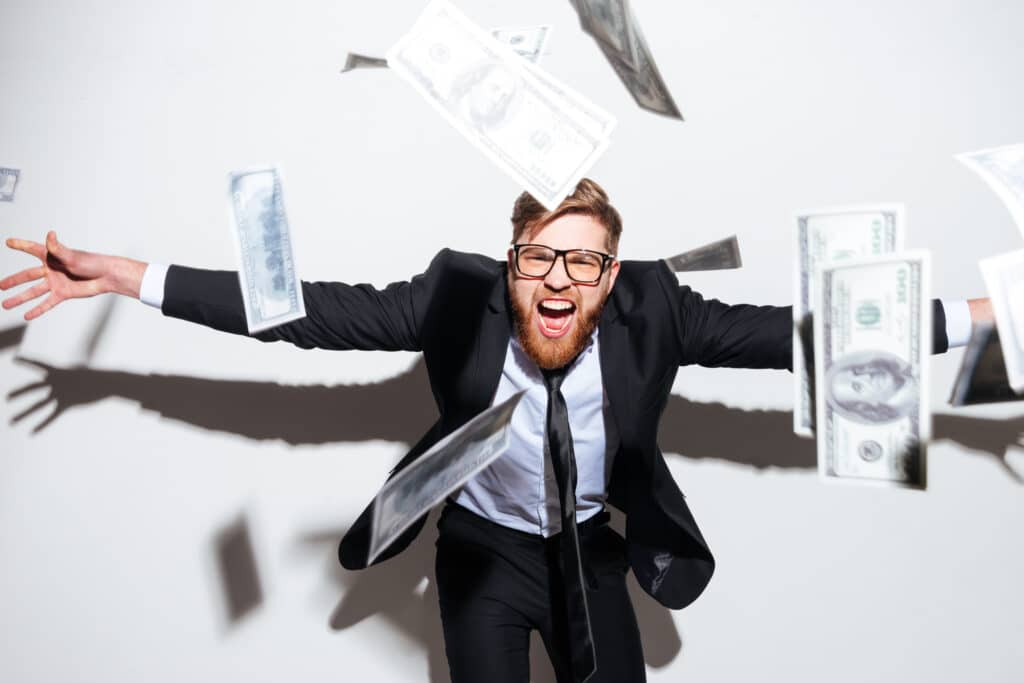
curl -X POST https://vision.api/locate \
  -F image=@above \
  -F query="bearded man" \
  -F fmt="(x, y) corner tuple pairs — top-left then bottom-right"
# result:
(1, 179), (984, 682)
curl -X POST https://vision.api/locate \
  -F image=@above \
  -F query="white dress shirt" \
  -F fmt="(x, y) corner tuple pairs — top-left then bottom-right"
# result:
(139, 264), (974, 536)
(454, 333), (616, 537)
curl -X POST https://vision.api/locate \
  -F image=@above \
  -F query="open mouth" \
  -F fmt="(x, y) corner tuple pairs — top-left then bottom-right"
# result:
(536, 298), (576, 338)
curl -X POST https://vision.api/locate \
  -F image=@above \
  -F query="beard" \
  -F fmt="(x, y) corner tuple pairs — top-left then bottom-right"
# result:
(511, 286), (606, 370)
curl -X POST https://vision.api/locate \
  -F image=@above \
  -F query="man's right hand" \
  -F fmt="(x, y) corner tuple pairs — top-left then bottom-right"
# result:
(1, 231), (148, 321)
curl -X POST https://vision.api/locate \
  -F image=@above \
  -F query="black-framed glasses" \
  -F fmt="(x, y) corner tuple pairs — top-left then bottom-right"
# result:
(512, 244), (616, 284)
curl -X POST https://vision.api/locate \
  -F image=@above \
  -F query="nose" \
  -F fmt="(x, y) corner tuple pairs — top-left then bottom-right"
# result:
(543, 254), (573, 290)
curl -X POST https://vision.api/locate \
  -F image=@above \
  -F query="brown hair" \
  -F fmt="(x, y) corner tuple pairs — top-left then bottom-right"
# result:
(509, 178), (623, 253)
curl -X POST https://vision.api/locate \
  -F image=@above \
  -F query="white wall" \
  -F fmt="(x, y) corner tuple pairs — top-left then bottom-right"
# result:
(1, 1), (1022, 681)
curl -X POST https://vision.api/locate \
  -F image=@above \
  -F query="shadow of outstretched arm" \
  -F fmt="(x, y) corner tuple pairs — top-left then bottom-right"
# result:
(7, 356), (436, 445)
(10, 355), (1023, 481)
(659, 393), (1024, 481)
(932, 412), (1024, 482)
(659, 395), (816, 469)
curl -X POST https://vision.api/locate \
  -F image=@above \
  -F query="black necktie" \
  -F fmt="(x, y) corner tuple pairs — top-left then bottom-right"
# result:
(542, 368), (597, 683)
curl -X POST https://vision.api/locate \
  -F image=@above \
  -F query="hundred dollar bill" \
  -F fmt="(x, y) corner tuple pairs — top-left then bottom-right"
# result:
(387, 0), (614, 210)
(0, 167), (20, 202)
(663, 235), (742, 272)
(569, 1), (682, 118)
(980, 249), (1024, 392)
(793, 204), (904, 436)
(340, 52), (388, 72)
(956, 144), (1024, 237)
(814, 251), (931, 489)
(597, 12), (682, 119)
(368, 391), (525, 565)
(949, 322), (1021, 406)
(575, 0), (640, 69)
(228, 167), (306, 334)
(491, 25), (552, 64)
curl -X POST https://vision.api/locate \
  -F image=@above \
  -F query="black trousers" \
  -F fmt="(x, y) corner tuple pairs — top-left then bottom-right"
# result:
(435, 503), (645, 683)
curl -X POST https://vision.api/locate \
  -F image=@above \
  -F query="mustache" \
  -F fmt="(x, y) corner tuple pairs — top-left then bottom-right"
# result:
(533, 288), (582, 304)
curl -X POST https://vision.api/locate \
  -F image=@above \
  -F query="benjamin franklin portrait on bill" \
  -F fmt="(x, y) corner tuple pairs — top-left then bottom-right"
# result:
(826, 349), (919, 424)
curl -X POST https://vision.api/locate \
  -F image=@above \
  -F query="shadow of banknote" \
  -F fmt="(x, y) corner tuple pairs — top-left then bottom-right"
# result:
(213, 513), (264, 628)
(0, 324), (27, 352)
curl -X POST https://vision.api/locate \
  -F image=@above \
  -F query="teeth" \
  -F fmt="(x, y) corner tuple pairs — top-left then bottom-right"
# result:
(540, 300), (574, 311)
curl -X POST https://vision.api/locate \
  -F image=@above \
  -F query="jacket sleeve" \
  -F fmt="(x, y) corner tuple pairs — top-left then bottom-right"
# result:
(161, 249), (453, 352)
(671, 276), (950, 371)
(674, 283), (794, 370)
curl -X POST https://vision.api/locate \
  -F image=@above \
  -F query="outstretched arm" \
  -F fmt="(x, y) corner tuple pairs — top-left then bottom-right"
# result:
(4, 231), (452, 353)
(157, 262), (434, 352)
(2, 232), (147, 319)
(668, 273), (990, 371)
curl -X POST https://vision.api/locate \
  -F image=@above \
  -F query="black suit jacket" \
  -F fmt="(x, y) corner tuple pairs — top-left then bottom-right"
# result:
(161, 249), (949, 609)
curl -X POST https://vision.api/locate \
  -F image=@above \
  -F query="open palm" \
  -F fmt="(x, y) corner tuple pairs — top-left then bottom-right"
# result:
(1, 231), (111, 320)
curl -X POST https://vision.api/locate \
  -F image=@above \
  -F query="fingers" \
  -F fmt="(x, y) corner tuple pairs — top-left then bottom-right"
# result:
(4, 237), (46, 261)
(7, 380), (49, 400)
(13, 358), (49, 373)
(0, 265), (46, 291)
(11, 394), (55, 426)
(24, 293), (60, 321)
(2, 281), (50, 311)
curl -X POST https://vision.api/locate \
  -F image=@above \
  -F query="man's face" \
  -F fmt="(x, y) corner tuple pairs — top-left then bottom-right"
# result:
(507, 213), (620, 370)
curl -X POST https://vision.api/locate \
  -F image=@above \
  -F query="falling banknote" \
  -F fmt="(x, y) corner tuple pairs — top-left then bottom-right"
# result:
(340, 53), (389, 72)
(663, 235), (742, 272)
(814, 251), (931, 489)
(793, 205), (904, 436)
(980, 249), (1024, 392)
(0, 167), (20, 202)
(387, 0), (614, 210)
(949, 322), (1021, 406)
(957, 144), (1024, 238)
(228, 167), (306, 334)
(368, 391), (525, 565)
(571, 0), (682, 119)
(574, 0), (641, 69)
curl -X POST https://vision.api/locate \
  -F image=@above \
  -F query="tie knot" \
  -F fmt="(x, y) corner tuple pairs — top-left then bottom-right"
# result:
(541, 367), (567, 392)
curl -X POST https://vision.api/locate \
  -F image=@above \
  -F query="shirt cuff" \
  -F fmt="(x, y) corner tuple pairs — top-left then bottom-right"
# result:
(139, 263), (169, 309)
(942, 299), (972, 348)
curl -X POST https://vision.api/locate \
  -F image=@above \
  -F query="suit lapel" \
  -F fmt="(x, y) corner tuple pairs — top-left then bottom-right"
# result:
(599, 284), (633, 437)
(467, 268), (512, 414)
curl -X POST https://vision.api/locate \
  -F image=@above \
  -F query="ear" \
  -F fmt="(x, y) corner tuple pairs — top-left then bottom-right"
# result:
(605, 259), (620, 292)
(507, 247), (516, 274)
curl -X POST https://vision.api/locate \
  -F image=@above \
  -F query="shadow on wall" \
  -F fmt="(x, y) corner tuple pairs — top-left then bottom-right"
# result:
(8, 355), (1023, 478)
(214, 514), (264, 627)
(0, 324), (26, 352)
(5, 352), (1023, 681)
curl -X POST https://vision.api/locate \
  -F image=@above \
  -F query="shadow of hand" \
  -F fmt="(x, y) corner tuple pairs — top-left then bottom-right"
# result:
(8, 358), (115, 432)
